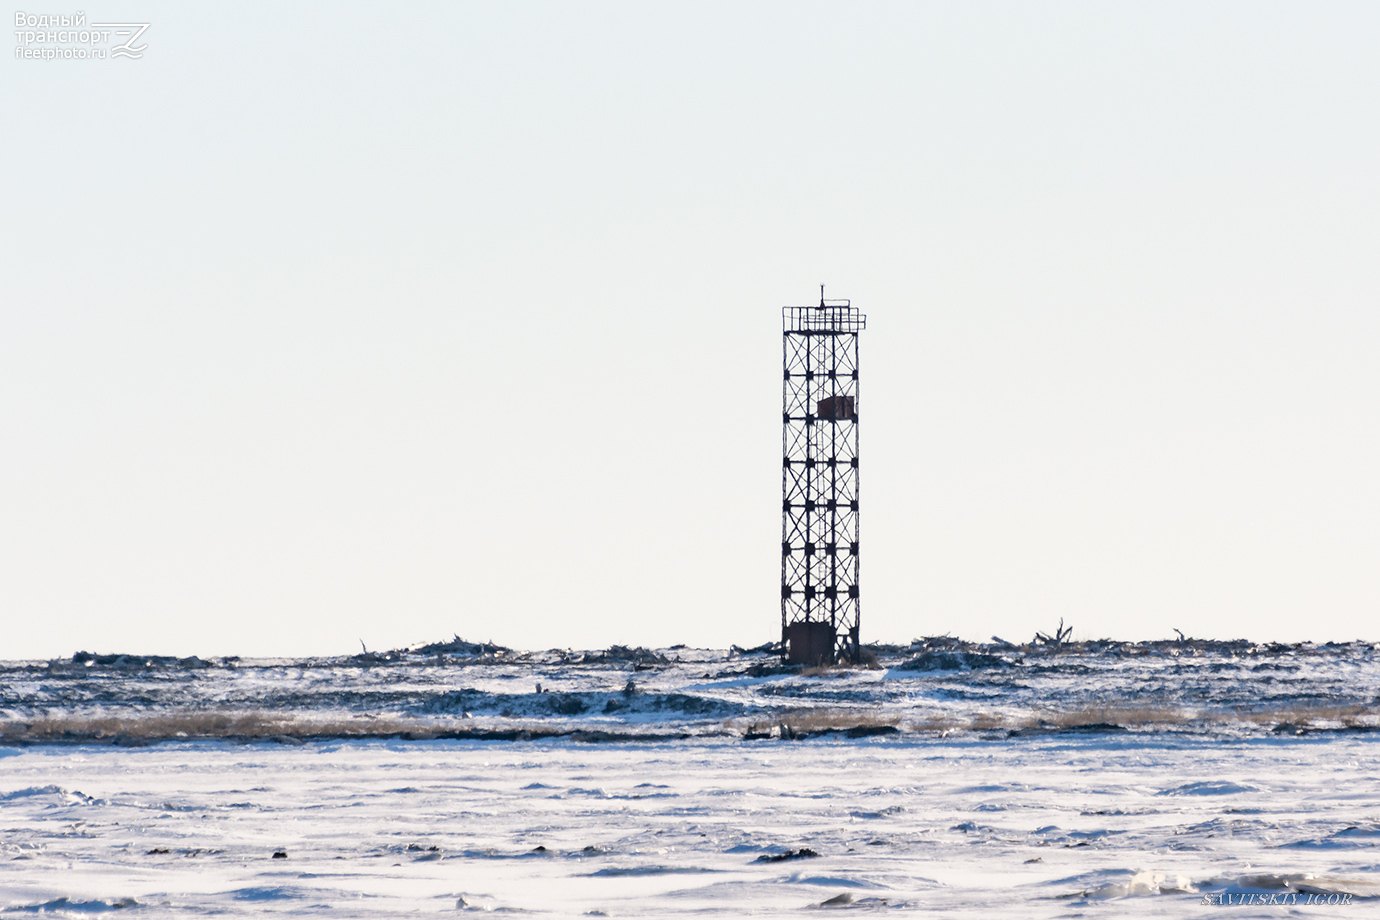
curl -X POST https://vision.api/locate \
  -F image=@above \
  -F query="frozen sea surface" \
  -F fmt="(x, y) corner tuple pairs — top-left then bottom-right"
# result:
(2, 736), (1378, 917)
(2, 640), (1378, 915)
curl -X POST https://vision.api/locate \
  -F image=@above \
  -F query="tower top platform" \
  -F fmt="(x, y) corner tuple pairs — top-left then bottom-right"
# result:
(783, 301), (867, 334)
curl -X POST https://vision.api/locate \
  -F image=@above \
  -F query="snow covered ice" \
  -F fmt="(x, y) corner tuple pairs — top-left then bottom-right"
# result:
(2, 639), (1378, 915)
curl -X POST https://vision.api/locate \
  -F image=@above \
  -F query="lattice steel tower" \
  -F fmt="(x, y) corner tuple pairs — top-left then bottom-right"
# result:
(781, 290), (866, 665)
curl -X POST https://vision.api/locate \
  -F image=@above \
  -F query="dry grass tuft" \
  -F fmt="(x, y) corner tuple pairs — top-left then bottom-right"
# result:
(1232, 702), (1379, 729)
(970, 711), (1006, 731)
(799, 666), (858, 678)
(1031, 706), (1190, 728)
(7, 700), (1376, 747)
(733, 709), (901, 738)
(781, 710), (900, 733)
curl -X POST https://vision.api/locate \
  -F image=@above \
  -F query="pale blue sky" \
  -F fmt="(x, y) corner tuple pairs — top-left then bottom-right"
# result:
(3, 2), (1378, 657)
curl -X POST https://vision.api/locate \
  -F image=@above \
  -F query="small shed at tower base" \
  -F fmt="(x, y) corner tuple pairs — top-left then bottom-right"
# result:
(785, 621), (837, 666)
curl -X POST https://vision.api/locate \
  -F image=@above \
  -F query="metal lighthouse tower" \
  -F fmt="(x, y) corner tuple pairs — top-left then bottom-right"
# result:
(780, 289), (866, 665)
